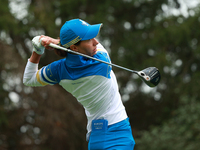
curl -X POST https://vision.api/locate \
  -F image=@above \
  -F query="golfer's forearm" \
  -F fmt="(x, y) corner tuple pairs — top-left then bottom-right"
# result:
(29, 51), (42, 64)
(23, 58), (44, 87)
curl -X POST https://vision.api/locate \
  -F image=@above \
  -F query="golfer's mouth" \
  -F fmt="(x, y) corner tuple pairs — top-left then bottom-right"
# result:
(93, 48), (97, 54)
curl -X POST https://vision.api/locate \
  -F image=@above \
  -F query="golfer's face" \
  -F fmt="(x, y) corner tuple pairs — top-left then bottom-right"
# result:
(76, 38), (99, 56)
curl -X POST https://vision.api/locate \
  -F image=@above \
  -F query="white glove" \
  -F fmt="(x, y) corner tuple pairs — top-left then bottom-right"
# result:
(32, 36), (45, 55)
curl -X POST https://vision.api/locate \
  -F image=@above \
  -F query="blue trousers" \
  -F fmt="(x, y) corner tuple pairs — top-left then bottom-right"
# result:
(88, 118), (135, 150)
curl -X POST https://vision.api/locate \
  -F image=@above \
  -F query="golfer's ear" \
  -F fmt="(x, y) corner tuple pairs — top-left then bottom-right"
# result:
(70, 45), (78, 51)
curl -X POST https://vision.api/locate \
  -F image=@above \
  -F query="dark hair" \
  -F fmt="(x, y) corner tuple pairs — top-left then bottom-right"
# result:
(54, 40), (82, 57)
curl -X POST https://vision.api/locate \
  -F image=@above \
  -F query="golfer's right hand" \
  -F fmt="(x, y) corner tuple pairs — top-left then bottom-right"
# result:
(39, 35), (60, 51)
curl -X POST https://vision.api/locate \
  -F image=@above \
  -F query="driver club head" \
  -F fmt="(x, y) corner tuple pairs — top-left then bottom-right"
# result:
(137, 67), (161, 87)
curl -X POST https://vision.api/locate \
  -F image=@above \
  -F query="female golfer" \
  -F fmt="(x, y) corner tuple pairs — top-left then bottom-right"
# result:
(23, 18), (135, 150)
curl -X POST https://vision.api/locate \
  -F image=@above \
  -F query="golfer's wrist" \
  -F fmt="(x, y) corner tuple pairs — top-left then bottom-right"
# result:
(29, 51), (42, 64)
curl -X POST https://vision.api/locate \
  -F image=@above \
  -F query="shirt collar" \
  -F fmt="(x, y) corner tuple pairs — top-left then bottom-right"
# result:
(65, 53), (90, 67)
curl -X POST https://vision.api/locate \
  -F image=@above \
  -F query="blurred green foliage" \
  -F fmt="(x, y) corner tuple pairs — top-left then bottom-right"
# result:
(136, 96), (200, 150)
(0, 0), (200, 149)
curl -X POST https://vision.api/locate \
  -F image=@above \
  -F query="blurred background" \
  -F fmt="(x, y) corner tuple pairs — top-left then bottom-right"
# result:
(0, 0), (200, 149)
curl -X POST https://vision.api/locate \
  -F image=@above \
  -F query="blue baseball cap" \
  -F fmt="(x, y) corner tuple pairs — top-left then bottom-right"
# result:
(60, 19), (102, 48)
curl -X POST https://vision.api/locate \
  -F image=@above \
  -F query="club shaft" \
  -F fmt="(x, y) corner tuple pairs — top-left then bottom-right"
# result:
(49, 43), (138, 74)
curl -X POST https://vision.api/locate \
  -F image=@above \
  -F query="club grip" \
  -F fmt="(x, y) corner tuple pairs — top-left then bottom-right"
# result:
(49, 43), (63, 49)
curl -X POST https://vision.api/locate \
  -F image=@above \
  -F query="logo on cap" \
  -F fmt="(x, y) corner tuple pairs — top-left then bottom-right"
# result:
(80, 20), (89, 26)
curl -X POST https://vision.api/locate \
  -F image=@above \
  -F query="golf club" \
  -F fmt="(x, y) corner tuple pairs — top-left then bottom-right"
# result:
(49, 43), (161, 87)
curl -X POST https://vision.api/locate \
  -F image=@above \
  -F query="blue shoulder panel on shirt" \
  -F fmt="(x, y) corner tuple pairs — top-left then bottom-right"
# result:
(41, 62), (61, 84)
(41, 51), (112, 84)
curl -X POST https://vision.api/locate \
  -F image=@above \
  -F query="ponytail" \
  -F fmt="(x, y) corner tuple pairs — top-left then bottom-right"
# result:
(54, 48), (67, 57)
